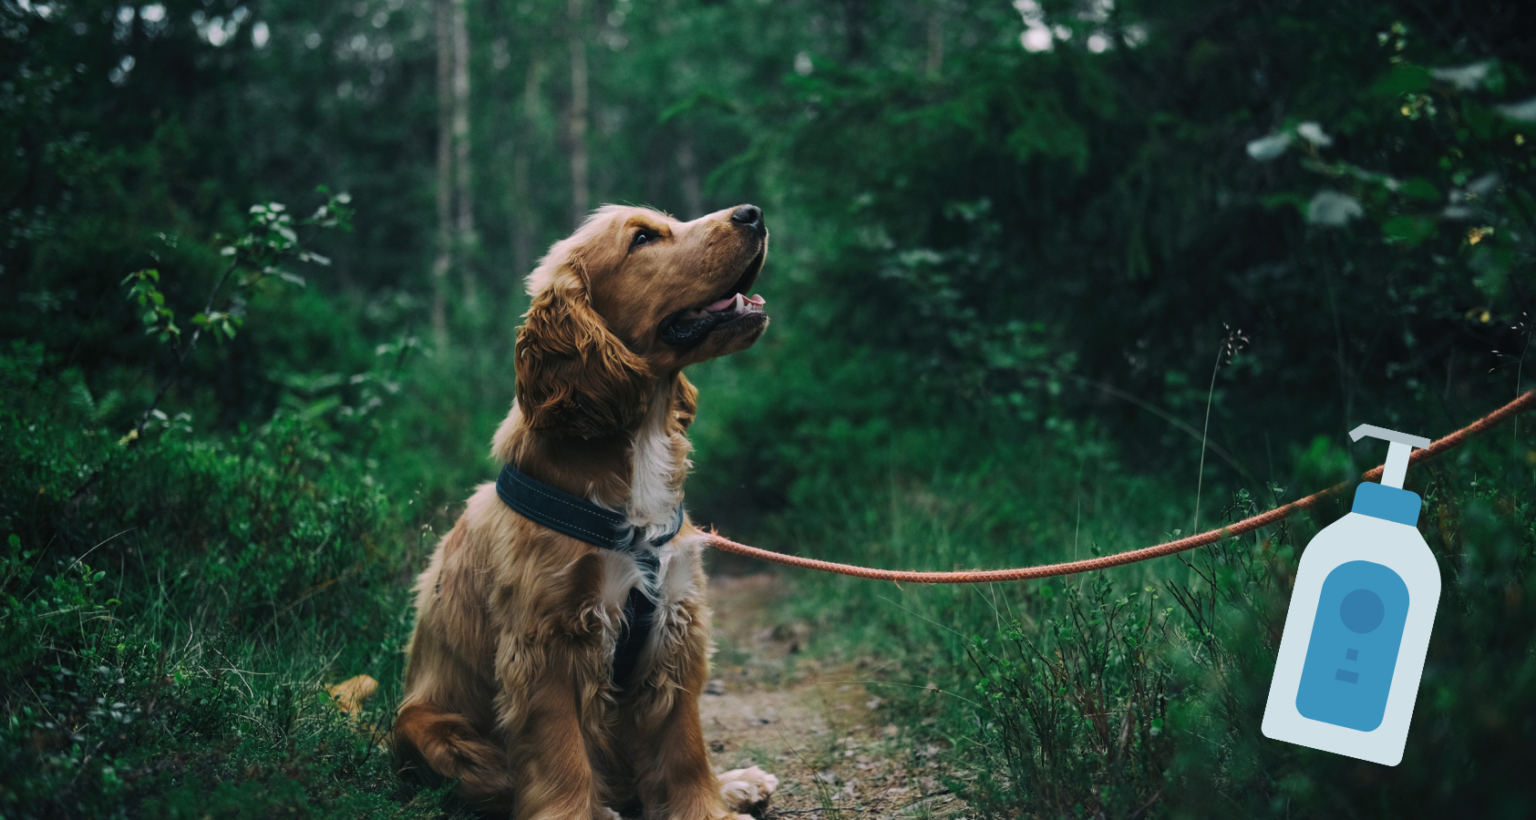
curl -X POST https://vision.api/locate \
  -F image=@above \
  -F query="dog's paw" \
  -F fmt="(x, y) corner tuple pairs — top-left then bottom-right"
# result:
(718, 766), (778, 815)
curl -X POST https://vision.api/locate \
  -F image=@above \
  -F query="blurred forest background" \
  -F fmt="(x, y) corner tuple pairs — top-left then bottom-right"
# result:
(3, 0), (1536, 817)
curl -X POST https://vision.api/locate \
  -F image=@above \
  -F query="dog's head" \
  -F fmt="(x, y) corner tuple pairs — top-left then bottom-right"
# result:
(515, 204), (769, 438)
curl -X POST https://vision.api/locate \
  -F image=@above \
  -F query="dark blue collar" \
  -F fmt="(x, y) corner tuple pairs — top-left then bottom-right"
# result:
(494, 462), (684, 690)
(495, 463), (684, 551)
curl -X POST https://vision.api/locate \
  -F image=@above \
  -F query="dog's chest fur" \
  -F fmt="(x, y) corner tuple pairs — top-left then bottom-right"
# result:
(565, 380), (700, 671)
(618, 382), (693, 545)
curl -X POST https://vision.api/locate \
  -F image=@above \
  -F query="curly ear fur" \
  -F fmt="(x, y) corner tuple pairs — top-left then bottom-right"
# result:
(516, 263), (651, 439)
(671, 373), (698, 432)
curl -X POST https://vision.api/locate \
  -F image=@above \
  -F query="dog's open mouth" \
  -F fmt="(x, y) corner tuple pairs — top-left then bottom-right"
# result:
(658, 249), (767, 347)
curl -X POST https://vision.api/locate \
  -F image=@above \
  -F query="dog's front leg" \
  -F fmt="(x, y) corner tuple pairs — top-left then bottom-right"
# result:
(629, 600), (751, 820)
(639, 695), (749, 820)
(498, 554), (614, 820)
(502, 660), (601, 820)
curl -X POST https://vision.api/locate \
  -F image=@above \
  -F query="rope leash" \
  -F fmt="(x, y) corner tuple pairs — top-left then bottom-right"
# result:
(703, 391), (1536, 584)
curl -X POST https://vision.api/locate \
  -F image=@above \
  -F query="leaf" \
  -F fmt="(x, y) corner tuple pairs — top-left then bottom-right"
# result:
(1430, 62), (1491, 90)
(1261, 192), (1310, 216)
(1371, 64), (1431, 97)
(1245, 133), (1292, 161)
(1296, 122), (1332, 147)
(1382, 215), (1437, 245)
(659, 90), (742, 123)
(1402, 178), (1440, 202)
(1306, 190), (1364, 226)
(1463, 101), (1495, 140)
(278, 271), (307, 287)
(1493, 96), (1536, 123)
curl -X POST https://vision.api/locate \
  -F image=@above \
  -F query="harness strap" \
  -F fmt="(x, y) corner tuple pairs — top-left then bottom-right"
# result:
(493, 463), (684, 689)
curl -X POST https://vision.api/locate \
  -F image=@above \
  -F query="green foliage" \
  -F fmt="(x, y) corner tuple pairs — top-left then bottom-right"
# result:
(0, 341), (454, 819)
(122, 269), (181, 344)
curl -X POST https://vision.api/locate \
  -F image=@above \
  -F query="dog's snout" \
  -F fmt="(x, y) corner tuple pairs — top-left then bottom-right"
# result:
(730, 204), (765, 235)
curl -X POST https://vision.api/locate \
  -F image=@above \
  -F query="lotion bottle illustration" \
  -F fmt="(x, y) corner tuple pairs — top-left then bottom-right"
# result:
(1261, 424), (1442, 766)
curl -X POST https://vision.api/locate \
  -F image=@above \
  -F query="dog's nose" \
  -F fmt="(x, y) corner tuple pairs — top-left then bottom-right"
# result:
(730, 204), (765, 235)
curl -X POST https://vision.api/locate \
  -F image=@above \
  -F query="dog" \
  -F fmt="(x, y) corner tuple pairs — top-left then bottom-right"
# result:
(393, 203), (778, 820)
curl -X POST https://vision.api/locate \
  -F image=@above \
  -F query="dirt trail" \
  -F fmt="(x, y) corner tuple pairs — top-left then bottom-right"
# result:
(702, 574), (965, 820)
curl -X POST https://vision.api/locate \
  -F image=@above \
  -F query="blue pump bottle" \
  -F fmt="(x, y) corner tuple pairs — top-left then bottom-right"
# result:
(1261, 425), (1442, 766)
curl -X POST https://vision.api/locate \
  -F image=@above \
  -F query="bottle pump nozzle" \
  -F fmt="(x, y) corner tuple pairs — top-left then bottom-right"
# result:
(1349, 425), (1431, 489)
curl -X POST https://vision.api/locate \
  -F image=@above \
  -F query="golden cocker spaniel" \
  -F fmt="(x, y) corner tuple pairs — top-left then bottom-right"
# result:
(394, 204), (778, 820)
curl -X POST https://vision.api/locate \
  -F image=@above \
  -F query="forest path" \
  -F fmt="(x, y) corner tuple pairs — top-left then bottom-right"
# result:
(701, 573), (966, 820)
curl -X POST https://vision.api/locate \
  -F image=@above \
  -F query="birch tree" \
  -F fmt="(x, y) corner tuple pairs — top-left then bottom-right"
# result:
(452, 0), (476, 308)
(431, 0), (453, 345)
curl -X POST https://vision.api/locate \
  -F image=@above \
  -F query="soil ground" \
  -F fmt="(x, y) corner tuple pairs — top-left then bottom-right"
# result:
(701, 573), (967, 820)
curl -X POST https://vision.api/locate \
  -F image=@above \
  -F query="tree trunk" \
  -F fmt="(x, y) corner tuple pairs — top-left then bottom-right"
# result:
(926, 9), (944, 77)
(676, 135), (702, 218)
(567, 0), (589, 229)
(451, 0), (476, 307)
(842, 0), (866, 61)
(513, 55), (542, 284)
(431, 0), (453, 346)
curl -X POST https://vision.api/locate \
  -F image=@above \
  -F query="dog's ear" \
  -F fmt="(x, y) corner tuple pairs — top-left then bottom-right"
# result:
(516, 262), (650, 439)
(671, 373), (699, 432)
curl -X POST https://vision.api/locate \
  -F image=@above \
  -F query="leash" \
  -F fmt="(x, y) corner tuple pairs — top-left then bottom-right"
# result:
(703, 392), (1536, 584)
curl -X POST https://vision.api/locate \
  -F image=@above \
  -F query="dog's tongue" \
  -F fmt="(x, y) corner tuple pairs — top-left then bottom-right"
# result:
(704, 293), (767, 313)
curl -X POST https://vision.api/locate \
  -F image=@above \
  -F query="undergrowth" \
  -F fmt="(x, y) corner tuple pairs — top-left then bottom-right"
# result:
(0, 339), (465, 819)
(731, 398), (1536, 818)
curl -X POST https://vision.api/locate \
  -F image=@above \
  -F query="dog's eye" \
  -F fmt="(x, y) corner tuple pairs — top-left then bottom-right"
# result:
(631, 229), (657, 250)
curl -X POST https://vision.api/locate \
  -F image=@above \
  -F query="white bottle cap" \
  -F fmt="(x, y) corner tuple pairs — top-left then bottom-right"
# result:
(1349, 424), (1431, 489)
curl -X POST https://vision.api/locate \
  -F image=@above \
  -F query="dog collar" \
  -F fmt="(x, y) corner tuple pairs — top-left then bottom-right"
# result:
(495, 463), (684, 551)
(494, 462), (684, 689)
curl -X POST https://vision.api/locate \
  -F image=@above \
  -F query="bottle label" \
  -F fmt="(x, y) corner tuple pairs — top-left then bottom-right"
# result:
(1295, 560), (1411, 732)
